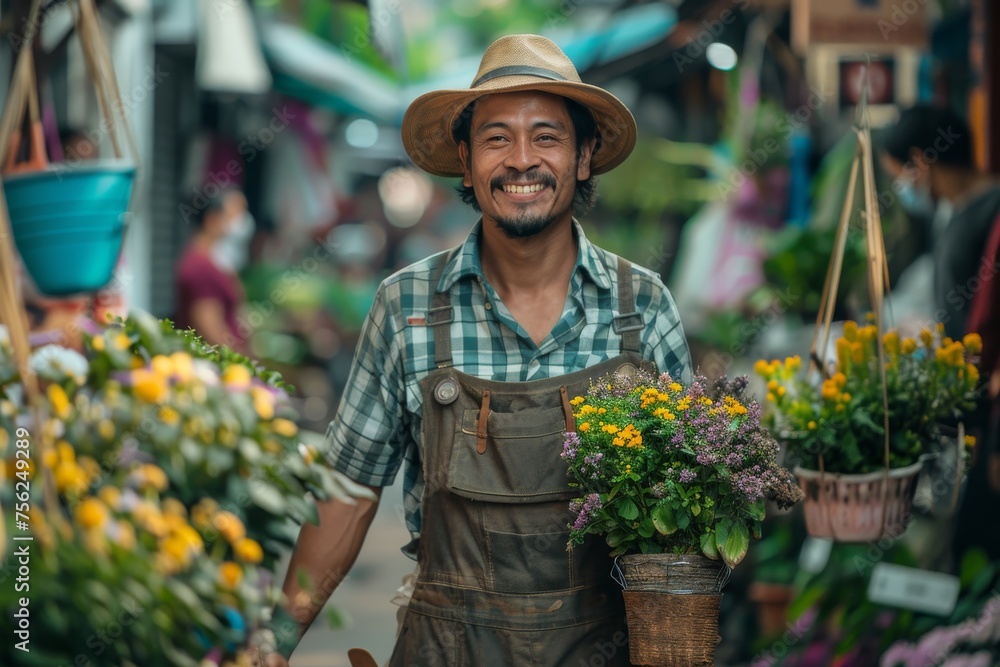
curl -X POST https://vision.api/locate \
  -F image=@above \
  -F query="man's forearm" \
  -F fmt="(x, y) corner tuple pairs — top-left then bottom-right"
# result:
(275, 486), (382, 650)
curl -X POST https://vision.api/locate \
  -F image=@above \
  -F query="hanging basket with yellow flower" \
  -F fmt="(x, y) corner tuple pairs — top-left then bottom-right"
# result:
(562, 369), (802, 666)
(754, 320), (981, 541)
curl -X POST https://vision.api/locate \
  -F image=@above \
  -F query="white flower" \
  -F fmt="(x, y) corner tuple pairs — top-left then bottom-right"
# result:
(29, 345), (89, 385)
(193, 359), (220, 387)
(120, 488), (140, 511)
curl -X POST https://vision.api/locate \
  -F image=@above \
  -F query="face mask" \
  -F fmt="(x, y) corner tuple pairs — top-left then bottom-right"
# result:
(895, 177), (935, 218)
(212, 213), (255, 272)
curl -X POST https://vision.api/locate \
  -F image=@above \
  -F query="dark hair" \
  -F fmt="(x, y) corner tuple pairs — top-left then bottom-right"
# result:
(881, 104), (974, 169)
(190, 188), (237, 229)
(452, 95), (599, 216)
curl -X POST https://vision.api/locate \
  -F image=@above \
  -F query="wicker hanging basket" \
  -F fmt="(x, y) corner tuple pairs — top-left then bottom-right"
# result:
(617, 553), (729, 666)
(795, 461), (923, 542)
(797, 64), (912, 543)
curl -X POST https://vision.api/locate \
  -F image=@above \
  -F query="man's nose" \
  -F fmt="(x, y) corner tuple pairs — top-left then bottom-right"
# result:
(504, 137), (540, 172)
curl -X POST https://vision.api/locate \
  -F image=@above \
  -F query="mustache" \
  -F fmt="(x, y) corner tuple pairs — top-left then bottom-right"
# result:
(491, 170), (557, 191)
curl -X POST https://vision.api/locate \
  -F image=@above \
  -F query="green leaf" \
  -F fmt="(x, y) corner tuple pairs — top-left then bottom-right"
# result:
(651, 504), (677, 535)
(676, 511), (691, 530)
(700, 532), (720, 560)
(959, 549), (990, 589)
(607, 530), (629, 548)
(638, 518), (656, 538)
(326, 607), (351, 630)
(715, 517), (733, 549)
(747, 500), (766, 521)
(618, 498), (640, 522)
(719, 521), (750, 568)
(691, 503), (701, 517)
(249, 480), (289, 514)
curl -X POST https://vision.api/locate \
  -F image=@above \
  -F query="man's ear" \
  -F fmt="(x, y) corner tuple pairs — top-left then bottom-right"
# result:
(577, 136), (597, 181)
(458, 141), (472, 187)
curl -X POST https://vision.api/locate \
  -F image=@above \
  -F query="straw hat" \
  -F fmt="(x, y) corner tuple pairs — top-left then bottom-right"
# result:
(402, 34), (637, 178)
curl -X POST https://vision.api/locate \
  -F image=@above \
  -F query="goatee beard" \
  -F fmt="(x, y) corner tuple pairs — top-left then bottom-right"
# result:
(494, 213), (557, 238)
(490, 169), (559, 238)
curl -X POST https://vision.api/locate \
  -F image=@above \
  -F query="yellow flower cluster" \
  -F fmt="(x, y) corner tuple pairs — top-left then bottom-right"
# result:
(575, 404), (607, 418)
(48, 440), (101, 495)
(820, 372), (850, 405)
(612, 424), (643, 449)
(935, 340), (968, 366)
(130, 352), (201, 404)
(639, 387), (670, 409)
(192, 499), (264, 564)
(964, 333), (983, 355)
(722, 396), (748, 417)
(753, 356), (801, 380)
(652, 407), (676, 420)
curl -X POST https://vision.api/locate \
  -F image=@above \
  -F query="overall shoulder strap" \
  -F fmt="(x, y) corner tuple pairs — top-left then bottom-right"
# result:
(428, 247), (459, 368)
(613, 256), (643, 355)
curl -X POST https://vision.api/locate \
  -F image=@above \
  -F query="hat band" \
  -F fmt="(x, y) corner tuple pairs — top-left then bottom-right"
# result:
(472, 65), (568, 88)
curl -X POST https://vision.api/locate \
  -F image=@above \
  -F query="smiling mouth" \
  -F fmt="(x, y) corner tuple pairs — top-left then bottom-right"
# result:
(500, 183), (546, 194)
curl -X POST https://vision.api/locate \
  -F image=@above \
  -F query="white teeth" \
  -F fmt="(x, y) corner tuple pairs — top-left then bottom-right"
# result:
(504, 184), (543, 193)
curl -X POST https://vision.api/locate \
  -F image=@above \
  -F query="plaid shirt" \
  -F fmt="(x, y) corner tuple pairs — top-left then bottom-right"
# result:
(325, 220), (691, 557)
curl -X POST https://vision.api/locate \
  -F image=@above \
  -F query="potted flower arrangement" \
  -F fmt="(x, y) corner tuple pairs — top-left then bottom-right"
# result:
(755, 321), (980, 542)
(0, 312), (365, 666)
(562, 370), (803, 666)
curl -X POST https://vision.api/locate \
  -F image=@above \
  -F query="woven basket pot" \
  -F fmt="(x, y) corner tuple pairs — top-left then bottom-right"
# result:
(794, 461), (923, 542)
(618, 553), (728, 666)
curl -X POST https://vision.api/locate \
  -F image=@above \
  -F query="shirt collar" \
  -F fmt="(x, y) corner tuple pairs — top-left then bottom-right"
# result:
(436, 219), (613, 293)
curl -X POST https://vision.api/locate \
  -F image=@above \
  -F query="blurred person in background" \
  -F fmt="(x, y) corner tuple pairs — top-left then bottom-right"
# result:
(256, 35), (691, 667)
(174, 187), (253, 354)
(879, 104), (1000, 341)
(880, 105), (1000, 562)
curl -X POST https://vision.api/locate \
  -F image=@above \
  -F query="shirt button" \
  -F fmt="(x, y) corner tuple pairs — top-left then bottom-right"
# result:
(484, 302), (492, 310)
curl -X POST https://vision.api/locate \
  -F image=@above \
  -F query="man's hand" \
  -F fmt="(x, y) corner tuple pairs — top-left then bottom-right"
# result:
(248, 630), (288, 667)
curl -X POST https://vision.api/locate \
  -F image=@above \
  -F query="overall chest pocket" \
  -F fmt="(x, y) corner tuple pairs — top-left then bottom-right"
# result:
(448, 406), (576, 503)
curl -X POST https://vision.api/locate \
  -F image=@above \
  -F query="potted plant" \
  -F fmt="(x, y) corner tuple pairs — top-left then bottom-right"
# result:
(562, 370), (803, 666)
(0, 313), (364, 665)
(754, 323), (980, 542)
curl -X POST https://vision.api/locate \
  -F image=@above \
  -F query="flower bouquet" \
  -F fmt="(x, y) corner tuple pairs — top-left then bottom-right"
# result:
(755, 321), (980, 541)
(562, 369), (802, 666)
(0, 312), (364, 666)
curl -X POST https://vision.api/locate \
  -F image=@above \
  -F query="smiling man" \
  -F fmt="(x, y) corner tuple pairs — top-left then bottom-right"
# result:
(257, 35), (691, 667)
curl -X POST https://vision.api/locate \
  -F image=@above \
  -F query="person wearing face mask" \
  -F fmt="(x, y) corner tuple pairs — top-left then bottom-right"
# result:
(879, 104), (1000, 341)
(882, 106), (1000, 564)
(174, 188), (252, 354)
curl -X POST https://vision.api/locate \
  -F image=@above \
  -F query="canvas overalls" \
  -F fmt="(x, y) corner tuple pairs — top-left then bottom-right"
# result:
(387, 251), (655, 667)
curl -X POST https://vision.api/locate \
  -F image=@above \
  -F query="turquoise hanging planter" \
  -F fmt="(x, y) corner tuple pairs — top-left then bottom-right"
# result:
(1, 0), (140, 298)
(4, 159), (135, 296)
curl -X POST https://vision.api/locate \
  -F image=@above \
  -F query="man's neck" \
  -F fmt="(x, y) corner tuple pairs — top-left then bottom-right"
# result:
(478, 216), (578, 297)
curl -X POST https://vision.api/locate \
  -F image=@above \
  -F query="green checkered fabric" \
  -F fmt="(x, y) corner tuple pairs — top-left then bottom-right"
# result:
(324, 220), (691, 557)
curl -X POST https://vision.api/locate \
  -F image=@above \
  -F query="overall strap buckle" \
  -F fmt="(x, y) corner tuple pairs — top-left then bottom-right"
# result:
(612, 311), (643, 334)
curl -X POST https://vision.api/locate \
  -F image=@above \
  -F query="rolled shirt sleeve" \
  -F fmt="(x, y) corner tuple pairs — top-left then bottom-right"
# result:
(324, 287), (408, 487)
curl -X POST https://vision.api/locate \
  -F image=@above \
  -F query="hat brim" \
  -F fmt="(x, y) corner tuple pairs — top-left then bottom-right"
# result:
(402, 76), (637, 178)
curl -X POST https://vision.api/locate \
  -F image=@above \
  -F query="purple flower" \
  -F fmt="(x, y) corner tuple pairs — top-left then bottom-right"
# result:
(561, 431), (581, 461)
(571, 493), (603, 531)
(679, 469), (696, 483)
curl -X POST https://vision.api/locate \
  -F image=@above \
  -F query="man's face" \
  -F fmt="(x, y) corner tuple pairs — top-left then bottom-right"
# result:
(458, 91), (594, 238)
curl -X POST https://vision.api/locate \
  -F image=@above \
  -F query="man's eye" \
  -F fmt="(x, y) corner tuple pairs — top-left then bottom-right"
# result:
(488, 135), (508, 143)
(537, 135), (557, 143)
